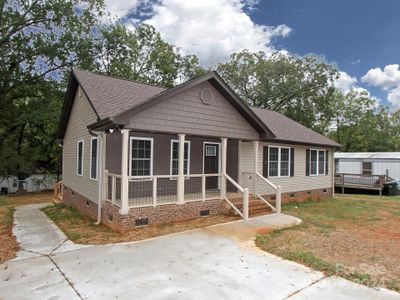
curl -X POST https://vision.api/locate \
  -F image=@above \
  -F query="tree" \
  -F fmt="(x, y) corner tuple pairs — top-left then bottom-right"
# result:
(0, 0), (104, 178)
(96, 23), (206, 88)
(217, 50), (339, 132)
(0, 1), (205, 179)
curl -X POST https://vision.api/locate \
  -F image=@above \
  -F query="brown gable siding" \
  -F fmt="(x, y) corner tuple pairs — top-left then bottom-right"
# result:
(126, 82), (260, 140)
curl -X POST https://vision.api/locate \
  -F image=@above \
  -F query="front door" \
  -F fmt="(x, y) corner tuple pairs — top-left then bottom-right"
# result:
(203, 143), (220, 189)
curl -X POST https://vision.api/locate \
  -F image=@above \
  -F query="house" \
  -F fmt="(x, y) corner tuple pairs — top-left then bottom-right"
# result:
(56, 69), (340, 231)
(334, 152), (400, 179)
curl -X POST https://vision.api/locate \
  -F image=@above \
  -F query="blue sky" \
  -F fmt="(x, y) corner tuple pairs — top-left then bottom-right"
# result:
(251, 0), (400, 106)
(105, 0), (400, 107)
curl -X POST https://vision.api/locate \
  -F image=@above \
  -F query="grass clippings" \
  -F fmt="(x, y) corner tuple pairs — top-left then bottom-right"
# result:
(42, 204), (240, 245)
(0, 192), (52, 263)
(256, 194), (400, 292)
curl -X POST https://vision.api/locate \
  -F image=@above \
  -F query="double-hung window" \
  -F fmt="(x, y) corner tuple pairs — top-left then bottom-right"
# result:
(268, 146), (290, 177)
(170, 140), (190, 175)
(130, 137), (153, 176)
(76, 140), (84, 176)
(90, 137), (98, 180)
(310, 149), (326, 176)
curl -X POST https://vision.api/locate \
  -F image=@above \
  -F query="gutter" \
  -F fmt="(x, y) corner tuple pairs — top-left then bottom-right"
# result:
(88, 129), (105, 225)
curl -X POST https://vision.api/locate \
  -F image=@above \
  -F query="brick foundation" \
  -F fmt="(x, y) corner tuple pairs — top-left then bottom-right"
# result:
(62, 185), (332, 232)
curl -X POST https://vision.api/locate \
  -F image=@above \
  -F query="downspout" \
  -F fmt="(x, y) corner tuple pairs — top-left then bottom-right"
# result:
(89, 129), (105, 225)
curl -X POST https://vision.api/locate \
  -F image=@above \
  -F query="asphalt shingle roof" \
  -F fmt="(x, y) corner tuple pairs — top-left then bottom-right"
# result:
(73, 69), (166, 119)
(72, 69), (340, 148)
(251, 107), (341, 147)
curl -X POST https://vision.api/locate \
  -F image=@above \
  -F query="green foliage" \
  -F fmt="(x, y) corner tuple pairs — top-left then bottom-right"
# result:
(217, 50), (339, 132)
(0, 1), (204, 178)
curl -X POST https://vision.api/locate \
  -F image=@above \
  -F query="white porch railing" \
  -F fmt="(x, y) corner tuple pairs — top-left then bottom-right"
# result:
(242, 172), (281, 213)
(106, 172), (224, 208)
(224, 173), (249, 220)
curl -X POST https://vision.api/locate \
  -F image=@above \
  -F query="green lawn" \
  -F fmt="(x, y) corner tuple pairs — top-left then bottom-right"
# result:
(256, 194), (400, 292)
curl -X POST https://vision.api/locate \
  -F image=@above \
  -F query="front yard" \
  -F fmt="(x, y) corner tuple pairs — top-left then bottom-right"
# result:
(0, 192), (52, 263)
(256, 194), (400, 292)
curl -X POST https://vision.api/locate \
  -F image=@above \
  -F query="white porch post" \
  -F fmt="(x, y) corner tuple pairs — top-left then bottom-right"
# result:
(253, 141), (259, 195)
(177, 133), (186, 204)
(120, 129), (129, 214)
(220, 137), (228, 199)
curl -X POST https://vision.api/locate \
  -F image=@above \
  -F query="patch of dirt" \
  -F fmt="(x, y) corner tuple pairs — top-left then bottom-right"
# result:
(256, 195), (400, 292)
(0, 207), (19, 263)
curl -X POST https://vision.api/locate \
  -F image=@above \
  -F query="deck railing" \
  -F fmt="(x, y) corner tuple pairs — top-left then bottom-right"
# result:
(334, 173), (391, 187)
(53, 181), (63, 203)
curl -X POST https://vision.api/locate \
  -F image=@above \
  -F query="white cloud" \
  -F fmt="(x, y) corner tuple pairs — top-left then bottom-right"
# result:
(335, 71), (357, 93)
(105, 0), (291, 66)
(388, 85), (400, 106)
(104, 0), (139, 19)
(362, 64), (400, 106)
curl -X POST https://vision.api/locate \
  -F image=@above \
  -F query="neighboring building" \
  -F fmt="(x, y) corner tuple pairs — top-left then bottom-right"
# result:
(56, 69), (340, 231)
(335, 152), (400, 179)
(0, 174), (58, 194)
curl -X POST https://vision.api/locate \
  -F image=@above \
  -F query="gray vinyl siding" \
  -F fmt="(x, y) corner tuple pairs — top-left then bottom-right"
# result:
(62, 87), (99, 203)
(105, 131), (238, 181)
(126, 81), (259, 140)
(240, 141), (333, 194)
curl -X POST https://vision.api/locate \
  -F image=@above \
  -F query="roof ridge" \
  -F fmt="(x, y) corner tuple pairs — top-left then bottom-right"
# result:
(72, 68), (167, 90)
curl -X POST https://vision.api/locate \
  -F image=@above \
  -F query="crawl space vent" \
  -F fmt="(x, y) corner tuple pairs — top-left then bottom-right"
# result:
(135, 218), (149, 226)
(200, 210), (210, 216)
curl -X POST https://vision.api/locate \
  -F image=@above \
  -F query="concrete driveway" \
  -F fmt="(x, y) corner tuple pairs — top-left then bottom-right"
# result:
(1, 204), (400, 300)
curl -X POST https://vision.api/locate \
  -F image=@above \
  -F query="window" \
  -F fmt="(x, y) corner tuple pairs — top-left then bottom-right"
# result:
(310, 150), (317, 175)
(90, 137), (98, 180)
(171, 140), (190, 175)
(362, 162), (372, 175)
(130, 137), (153, 176)
(280, 148), (290, 177)
(310, 149), (326, 176)
(268, 146), (290, 177)
(269, 147), (279, 177)
(318, 150), (325, 175)
(205, 145), (217, 156)
(76, 140), (84, 176)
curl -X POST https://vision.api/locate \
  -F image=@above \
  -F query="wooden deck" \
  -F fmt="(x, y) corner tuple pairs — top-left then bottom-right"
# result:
(334, 173), (392, 195)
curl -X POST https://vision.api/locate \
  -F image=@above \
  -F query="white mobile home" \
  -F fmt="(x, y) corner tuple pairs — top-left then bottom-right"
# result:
(334, 152), (400, 180)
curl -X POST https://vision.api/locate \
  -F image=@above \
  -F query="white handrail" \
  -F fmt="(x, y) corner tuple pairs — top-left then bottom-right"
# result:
(255, 172), (277, 189)
(224, 173), (244, 193)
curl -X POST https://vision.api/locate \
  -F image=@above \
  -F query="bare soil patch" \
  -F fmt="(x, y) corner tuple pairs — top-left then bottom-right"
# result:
(0, 192), (52, 263)
(256, 194), (400, 292)
(42, 204), (240, 245)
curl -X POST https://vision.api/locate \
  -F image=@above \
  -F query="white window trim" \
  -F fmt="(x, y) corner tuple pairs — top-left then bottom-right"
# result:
(76, 139), (84, 176)
(310, 148), (327, 176)
(170, 140), (191, 176)
(129, 137), (154, 177)
(268, 146), (291, 178)
(89, 137), (99, 181)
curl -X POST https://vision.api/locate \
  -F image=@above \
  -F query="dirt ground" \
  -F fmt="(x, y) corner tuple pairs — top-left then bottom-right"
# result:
(42, 204), (240, 245)
(256, 194), (400, 292)
(0, 192), (52, 263)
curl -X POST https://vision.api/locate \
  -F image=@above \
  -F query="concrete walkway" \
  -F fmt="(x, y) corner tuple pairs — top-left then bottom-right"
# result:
(1, 204), (399, 300)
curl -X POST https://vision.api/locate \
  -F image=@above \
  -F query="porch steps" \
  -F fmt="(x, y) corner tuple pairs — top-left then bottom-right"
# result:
(225, 194), (272, 218)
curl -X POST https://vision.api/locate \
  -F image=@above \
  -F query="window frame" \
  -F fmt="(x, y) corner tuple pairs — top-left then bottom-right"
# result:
(309, 148), (327, 176)
(89, 137), (99, 181)
(170, 140), (191, 176)
(129, 137), (154, 177)
(76, 140), (84, 176)
(362, 162), (372, 175)
(268, 146), (291, 178)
